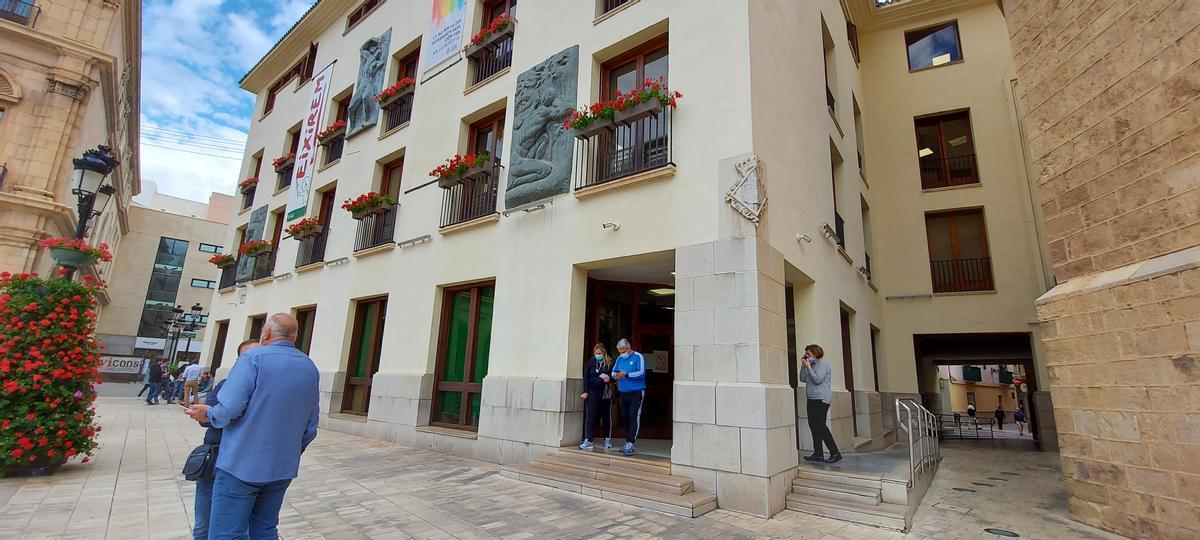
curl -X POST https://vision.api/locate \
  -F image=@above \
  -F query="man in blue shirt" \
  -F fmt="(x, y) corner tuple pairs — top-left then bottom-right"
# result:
(185, 314), (320, 539)
(612, 338), (646, 456)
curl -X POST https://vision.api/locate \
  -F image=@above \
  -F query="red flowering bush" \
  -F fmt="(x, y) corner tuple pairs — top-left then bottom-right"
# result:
(284, 217), (322, 237)
(428, 152), (491, 180)
(317, 120), (347, 141)
(272, 153), (297, 169)
(237, 240), (272, 256)
(238, 177), (258, 190)
(374, 77), (416, 102)
(38, 238), (113, 263)
(341, 192), (397, 214)
(466, 14), (514, 49)
(0, 272), (103, 473)
(208, 253), (236, 267)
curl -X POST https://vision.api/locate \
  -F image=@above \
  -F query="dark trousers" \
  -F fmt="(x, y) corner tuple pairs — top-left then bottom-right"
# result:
(136, 384), (150, 397)
(619, 390), (644, 444)
(806, 399), (839, 456)
(145, 382), (161, 404)
(583, 394), (612, 442)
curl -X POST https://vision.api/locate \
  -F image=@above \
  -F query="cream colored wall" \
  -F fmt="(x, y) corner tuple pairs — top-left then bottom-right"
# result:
(859, 3), (1047, 394)
(206, 0), (753, 382)
(748, 0), (884, 395)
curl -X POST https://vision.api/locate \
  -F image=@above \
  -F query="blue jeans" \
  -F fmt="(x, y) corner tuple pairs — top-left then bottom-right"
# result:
(171, 380), (185, 401)
(193, 476), (213, 540)
(209, 468), (292, 540)
(145, 382), (161, 404)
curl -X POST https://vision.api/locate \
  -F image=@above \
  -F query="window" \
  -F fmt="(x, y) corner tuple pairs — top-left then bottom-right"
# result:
(279, 131), (300, 189)
(869, 326), (881, 392)
(263, 43), (319, 117)
(905, 21), (962, 71)
(295, 306), (317, 355)
(243, 155), (261, 210)
(209, 320), (229, 372)
(322, 97), (348, 165)
(357, 158), (401, 251)
(343, 297), (386, 415)
(925, 209), (994, 293)
(847, 20), (860, 64)
(861, 197), (873, 280)
(432, 283), (494, 429)
(915, 110), (979, 190)
(441, 113), (503, 227)
(135, 237), (189, 338)
(198, 243), (221, 253)
(383, 48), (420, 132)
(821, 18), (836, 112)
(468, 0), (516, 85)
(296, 188), (334, 267)
(600, 0), (632, 15)
(190, 278), (216, 289)
(830, 142), (845, 250)
(346, 0), (381, 29)
(248, 315), (267, 341)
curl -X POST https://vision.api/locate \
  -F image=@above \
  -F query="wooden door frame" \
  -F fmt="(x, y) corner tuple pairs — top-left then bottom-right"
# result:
(341, 296), (387, 415)
(431, 281), (495, 430)
(839, 307), (857, 436)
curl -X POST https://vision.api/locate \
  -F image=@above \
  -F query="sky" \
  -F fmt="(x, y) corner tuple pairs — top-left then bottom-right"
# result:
(139, 0), (314, 203)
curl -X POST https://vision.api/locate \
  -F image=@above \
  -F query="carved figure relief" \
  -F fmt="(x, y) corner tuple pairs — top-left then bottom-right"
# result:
(726, 156), (767, 224)
(505, 46), (579, 208)
(346, 29), (391, 137)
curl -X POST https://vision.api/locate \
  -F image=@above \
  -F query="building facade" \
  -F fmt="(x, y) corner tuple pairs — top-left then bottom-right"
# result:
(96, 193), (232, 380)
(1002, 0), (1200, 537)
(0, 0), (141, 295)
(205, 0), (1051, 517)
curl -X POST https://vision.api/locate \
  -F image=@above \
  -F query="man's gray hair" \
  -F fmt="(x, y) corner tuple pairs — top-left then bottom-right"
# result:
(617, 338), (631, 349)
(266, 313), (299, 339)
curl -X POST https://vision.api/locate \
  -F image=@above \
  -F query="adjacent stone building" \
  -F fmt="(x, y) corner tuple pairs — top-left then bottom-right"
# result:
(0, 0), (141, 296)
(1002, 0), (1200, 537)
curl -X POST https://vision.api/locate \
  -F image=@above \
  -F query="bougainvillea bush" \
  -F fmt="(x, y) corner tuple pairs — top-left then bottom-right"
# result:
(0, 272), (103, 475)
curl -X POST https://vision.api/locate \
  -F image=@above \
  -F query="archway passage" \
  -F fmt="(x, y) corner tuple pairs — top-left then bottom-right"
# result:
(913, 333), (1042, 450)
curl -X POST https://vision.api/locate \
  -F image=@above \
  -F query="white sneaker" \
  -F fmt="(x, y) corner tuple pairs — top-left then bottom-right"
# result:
(604, 438), (612, 449)
(579, 440), (594, 450)
(620, 442), (635, 456)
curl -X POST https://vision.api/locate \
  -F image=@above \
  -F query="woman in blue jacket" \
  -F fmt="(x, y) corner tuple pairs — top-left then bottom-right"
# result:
(579, 344), (615, 450)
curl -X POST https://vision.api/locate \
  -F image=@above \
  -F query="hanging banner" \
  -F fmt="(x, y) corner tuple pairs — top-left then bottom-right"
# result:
(423, 0), (466, 74)
(286, 62), (336, 221)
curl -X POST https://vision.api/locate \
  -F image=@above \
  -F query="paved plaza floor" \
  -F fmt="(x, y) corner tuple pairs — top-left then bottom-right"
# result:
(0, 384), (1124, 539)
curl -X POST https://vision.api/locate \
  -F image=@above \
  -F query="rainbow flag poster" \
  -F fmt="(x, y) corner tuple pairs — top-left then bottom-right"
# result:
(424, 0), (466, 73)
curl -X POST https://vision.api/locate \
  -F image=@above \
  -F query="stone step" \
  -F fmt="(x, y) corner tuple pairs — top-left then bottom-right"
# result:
(785, 493), (908, 532)
(533, 454), (692, 495)
(790, 478), (881, 506)
(501, 464), (717, 518)
(558, 447), (673, 475)
(793, 466), (884, 490)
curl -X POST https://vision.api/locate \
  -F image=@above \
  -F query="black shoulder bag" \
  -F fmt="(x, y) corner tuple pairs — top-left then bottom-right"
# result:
(182, 444), (217, 481)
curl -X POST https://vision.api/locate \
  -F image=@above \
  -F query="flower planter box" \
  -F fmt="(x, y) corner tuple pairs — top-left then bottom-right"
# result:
(214, 260), (236, 269)
(50, 247), (99, 269)
(274, 157), (295, 174)
(246, 249), (272, 258)
(614, 99), (663, 126)
(318, 126), (346, 146)
(378, 85), (415, 110)
(351, 202), (394, 220)
(461, 160), (495, 184)
(291, 225), (324, 240)
(239, 182), (257, 195)
(465, 21), (516, 59)
(573, 117), (615, 140)
(436, 175), (462, 190)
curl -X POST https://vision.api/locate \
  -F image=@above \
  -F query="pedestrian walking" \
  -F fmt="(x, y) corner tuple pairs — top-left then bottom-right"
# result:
(799, 344), (841, 464)
(145, 358), (167, 405)
(181, 360), (204, 407)
(579, 343), (614, 451)
(612, 338), (646, 456)
(185, 314), (319, 540)
(190, 339), (260, 540)
(1014, 405), (1027, 436)
(136, 359), (153, 397)
(994, 406), (1006, 430)
(168, 363), (186, 404)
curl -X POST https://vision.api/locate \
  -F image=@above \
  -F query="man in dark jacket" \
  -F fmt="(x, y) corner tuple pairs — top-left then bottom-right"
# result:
(145, 358), (166, 405)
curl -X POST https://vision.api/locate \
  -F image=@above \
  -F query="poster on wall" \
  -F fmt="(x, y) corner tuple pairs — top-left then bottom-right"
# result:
(423, 0), (466, 74)
(285, 62), (336, 221)
(647, 350), (669, 374)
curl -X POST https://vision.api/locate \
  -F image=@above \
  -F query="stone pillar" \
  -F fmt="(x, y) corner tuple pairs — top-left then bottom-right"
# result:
(671, 154), (797, 517)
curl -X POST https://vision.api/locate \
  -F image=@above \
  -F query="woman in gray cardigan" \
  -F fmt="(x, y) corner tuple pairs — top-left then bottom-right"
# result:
(799, 344), (841, 464)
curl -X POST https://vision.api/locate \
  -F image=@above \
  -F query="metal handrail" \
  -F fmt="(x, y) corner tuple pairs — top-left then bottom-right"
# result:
(896, 398), (940, 489)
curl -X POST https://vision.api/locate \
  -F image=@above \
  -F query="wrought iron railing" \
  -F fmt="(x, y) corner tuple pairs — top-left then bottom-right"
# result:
(920, 153), (978, 190)
(295, 229), (328, 267)
(573, 111), (672, 190)
(602, 0), (632, 13)
(471, 33), (513, 85)
(826, 86), (835, 111)
(440, 164), (499, 228)
(0, 0), (38, 26)
(323, 136), (345, 165)
(218, 265), (237, 290)
(354, 205), (397, 251)
(383, 95), (413, 131)
(277, 164), (294, 190)
(864, 253), (873, 281)
(834, 212), (846, 250)
(251, 250), (276, 281)
(930, 257), (994, 293)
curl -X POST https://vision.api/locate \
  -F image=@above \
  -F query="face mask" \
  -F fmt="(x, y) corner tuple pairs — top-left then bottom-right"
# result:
(594, 354), (604, 361)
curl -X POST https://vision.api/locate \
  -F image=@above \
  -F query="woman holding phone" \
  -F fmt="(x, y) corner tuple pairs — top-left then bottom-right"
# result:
(579, 343), (615, 450)
(799, 344), (841, 463)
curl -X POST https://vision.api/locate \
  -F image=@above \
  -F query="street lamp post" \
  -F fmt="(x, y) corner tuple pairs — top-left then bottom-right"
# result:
(64, 146), (120, 280)
(162, 303), (207, 365)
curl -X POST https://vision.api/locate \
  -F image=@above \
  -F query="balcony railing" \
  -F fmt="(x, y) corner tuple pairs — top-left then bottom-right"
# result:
(218, 265), (237, 290)
(354, 205), (397, 251)
(323, 136), (345, 165)
(470, 33), (514, 85)
(573, 111), (672, 190)
(930, 257), (994, 293)
(602, 0), (632, 13)
(920, 153), (978, 190)
(826, 86), (836, 111)
(440, 163), (499, 228)
(0, 0), (39, 27)
(251, 250), (276, 281)
(383, 95), (413, 132)
(834, 212), (846, 250)
(295, 228), (328, 267)
(864, 253), (873, 281)
(277, 164), (294, 190)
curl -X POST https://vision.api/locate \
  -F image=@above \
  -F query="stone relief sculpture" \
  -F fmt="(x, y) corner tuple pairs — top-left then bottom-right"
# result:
(346, 29), (391, 137)
(505, 46), (578, 208)
(726, 156), (767, 224)
(235, 205), (269, 281)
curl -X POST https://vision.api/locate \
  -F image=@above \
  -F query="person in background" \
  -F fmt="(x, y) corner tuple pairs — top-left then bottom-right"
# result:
(579, 343), (615, 450)
(799, 344), (841, 464)
(191, 339), (259, 540)
(168, 362), (186, 404)
(612, 338), (646, 456)
(181, 360), (204, 407)
(196, 372), (214, 401)
(1014, 404), (1027, 436)
(145, 358), (166, 405)
(136, 359), (153, 398)
(994, 405), (1006, 431)
(185, 314), (320, 540)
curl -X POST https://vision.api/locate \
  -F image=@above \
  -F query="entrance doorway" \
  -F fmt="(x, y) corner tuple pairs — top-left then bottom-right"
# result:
(583, 258), (675, 453)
